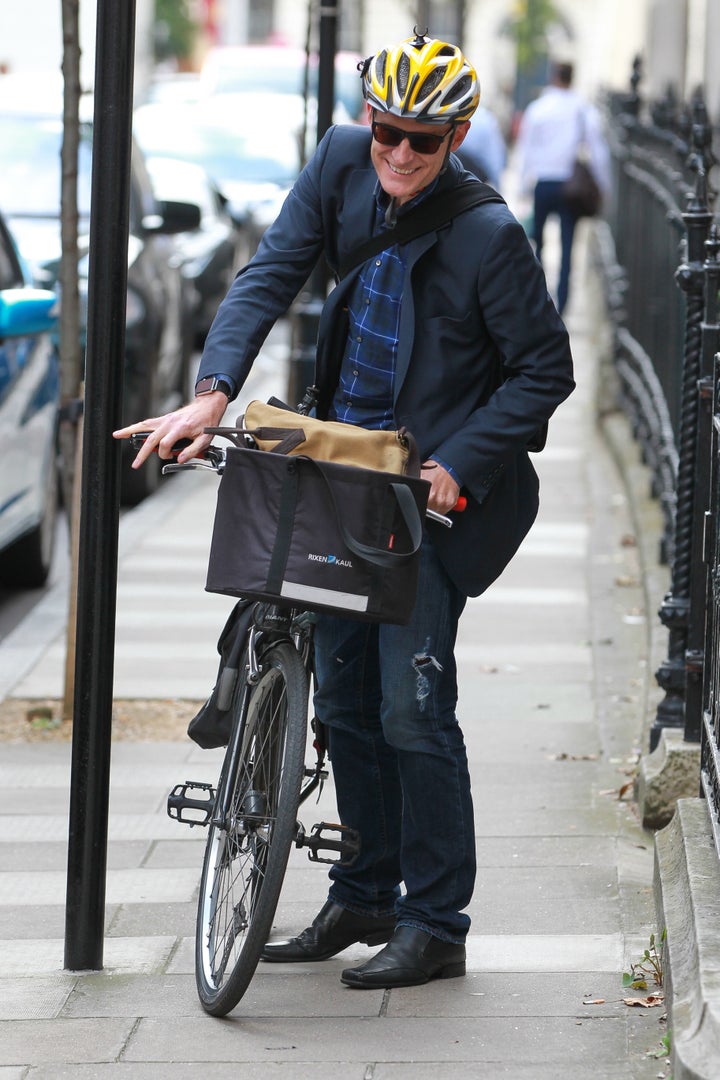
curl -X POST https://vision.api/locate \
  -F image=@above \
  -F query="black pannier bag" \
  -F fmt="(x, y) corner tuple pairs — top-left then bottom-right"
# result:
(205, 446), (429, 625)
(186, 598), (255, 748)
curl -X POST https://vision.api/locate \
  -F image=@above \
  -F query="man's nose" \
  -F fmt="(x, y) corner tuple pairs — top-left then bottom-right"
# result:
(392, 135), (416, 162)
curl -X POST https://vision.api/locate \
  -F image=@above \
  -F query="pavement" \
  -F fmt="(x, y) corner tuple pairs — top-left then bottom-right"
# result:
(0, 230), (675, 1078)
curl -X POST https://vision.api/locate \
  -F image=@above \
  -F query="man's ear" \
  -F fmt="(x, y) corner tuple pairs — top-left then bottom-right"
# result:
(450, 121), (471, 151)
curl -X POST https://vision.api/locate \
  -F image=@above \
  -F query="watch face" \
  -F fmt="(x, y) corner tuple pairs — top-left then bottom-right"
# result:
(195, 377), (230, 397)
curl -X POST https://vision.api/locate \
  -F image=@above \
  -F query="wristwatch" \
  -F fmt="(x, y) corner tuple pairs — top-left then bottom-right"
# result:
(195, 375), (232, 398)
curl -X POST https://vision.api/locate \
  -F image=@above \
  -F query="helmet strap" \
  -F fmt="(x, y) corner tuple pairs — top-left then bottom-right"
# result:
(438, 123), (457, 175)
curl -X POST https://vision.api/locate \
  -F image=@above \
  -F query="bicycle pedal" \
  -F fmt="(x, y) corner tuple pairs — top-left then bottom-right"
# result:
(167, 781), (216, 827)
(295, 821), (361, 865)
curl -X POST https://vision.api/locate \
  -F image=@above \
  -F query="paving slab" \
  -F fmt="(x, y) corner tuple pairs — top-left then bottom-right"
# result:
(0, 1017), (136, 1066)
(0, 975), (76, 1020)
(28, 1066), (369, 1080)
(106, 900), (196, 938)
(120, 1014), (633, 1065)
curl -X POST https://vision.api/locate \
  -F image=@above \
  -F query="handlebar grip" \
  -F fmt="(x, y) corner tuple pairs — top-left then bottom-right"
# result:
(129, 432), (193, 456)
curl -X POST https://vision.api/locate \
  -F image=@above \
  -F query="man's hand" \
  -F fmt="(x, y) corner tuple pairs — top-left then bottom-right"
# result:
(421, 460), (460, 514)
(112, 391), (230, 469)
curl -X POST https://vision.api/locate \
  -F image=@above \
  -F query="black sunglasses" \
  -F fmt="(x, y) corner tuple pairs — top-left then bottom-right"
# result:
(371, 120), (452, 156)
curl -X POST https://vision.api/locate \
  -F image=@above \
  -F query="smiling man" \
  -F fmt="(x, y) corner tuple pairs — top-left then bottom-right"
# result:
(115, 31), (574, 990)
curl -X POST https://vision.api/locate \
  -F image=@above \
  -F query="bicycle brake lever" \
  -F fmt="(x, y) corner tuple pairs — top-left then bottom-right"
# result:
(425, 509), (453, 528)
(161, 458), (221, 474)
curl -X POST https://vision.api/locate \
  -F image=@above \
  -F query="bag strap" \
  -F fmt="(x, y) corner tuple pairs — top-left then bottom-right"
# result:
(266, 457), (424, 590)
(338, 180), (504, 279)
(205, 424), (307, 455)
(304, 457), (424, 567)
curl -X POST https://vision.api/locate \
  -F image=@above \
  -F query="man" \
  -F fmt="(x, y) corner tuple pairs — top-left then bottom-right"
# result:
(516, 60), (611, 315)
(115, 32), (574, 989)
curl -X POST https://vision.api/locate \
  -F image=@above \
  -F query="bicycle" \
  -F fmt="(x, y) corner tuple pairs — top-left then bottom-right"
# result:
(130, 428), (457, 1017)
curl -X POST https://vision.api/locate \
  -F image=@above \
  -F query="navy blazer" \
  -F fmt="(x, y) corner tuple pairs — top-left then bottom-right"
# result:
(199, 124), (575, 596)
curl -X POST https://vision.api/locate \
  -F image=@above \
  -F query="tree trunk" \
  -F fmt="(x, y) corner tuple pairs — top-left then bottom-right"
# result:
(60, 0), (83, 721)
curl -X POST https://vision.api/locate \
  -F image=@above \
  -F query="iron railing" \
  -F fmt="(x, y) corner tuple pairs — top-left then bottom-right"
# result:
(598, 59), (720, 850)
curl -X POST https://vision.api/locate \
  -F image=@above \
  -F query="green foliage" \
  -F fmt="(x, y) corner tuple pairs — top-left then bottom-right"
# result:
(647, 1031), (671, 1060)
(154, 0), (199, 63)
(623, 929), (666, 990)
(505, 0), (560, 73)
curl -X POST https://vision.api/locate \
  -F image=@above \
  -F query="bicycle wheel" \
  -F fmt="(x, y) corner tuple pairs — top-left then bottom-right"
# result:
(195, 640), (308, 1015)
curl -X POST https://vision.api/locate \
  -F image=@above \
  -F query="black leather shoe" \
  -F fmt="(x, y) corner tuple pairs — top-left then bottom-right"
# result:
(261, 900), (396, 963)
(340, 925), (466, 988)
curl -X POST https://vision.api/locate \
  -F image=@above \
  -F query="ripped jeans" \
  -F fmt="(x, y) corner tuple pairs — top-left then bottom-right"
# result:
(313, 537), (474, 943)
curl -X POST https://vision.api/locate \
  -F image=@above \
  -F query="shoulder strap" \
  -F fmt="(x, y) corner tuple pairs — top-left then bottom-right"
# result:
(338, 180), (505, 280)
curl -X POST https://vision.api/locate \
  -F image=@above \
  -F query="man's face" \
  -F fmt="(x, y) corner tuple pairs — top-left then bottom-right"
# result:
(367, 104), (470, 205)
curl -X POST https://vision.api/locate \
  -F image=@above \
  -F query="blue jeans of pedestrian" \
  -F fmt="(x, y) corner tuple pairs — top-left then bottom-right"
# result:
(312, 537), (473, 944)
(533, 179), (578, 314)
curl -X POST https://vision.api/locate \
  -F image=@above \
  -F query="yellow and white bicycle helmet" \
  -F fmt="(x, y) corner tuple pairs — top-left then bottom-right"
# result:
(360, 31), (480, 125)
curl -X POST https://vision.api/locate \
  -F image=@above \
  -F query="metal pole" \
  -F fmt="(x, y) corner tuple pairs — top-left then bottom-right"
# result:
(316, 0), (337, 139)
(650, 93), (714, 752)
(288, 0), (338, 407)
(64, 0), (136, 971)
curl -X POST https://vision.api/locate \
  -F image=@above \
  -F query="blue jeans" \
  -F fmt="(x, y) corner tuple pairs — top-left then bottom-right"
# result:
(312, 537), (473, 943)
(533, 179), (578, 314)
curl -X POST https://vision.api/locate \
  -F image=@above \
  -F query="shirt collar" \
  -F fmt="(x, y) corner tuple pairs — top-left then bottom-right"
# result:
(373, 175), (442, 220)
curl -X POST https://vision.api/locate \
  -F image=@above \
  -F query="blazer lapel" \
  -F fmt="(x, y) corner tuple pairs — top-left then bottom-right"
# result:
(394, 231), (438, 397)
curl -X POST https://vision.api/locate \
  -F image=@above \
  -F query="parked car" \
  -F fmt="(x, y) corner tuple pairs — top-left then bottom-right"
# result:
(144, 155), (246, 346)
(199, 44), (364, 123)
(144, 71), (201, 105)
(0, 212), (60, 588)
(133, 96), (301, 253)
(0, 84), (202, 504)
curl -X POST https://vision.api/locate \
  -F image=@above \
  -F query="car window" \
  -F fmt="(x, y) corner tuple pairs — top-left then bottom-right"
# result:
(133, 105), (300, 187)
(201, 48), (363, 119)
(0, 116), (94, 219)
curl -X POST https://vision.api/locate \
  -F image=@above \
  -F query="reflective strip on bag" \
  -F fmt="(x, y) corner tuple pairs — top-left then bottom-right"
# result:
(280, 580), (369, 612)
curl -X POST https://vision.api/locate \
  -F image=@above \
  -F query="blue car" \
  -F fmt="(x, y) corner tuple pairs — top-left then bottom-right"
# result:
(0, 213), (59, 588)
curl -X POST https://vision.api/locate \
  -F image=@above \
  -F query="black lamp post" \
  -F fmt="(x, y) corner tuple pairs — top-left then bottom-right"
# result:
(287, 0), (338, 408)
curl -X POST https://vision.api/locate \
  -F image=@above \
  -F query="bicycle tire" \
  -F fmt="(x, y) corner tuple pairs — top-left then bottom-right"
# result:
(195, 640), (308, 1015)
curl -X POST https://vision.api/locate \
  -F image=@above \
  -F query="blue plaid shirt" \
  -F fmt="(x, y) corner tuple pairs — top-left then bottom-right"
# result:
(330, 182), (438, 430)
(329, 179), (460, 483)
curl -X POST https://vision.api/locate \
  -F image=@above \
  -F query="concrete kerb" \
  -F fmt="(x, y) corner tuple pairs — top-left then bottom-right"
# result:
(655, 799), (720, 1080)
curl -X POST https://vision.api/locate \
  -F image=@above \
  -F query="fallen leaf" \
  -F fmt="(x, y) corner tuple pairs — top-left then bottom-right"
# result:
(624, 994), (664, 1008)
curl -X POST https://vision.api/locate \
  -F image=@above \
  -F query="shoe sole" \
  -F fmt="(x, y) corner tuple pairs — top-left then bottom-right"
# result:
(341, 960), (466, 989)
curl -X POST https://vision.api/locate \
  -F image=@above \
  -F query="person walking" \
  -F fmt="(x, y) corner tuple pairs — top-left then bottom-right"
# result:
(456, 103), (507, 189)
(516, 60), (610, 315)
(115, 31), (574, 990)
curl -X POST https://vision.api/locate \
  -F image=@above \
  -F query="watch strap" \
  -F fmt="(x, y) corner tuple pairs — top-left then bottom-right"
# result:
(195, 375), (232, 397)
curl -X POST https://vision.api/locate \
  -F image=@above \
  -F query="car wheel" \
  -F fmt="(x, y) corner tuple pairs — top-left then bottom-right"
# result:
(0, 456), (59, 589)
